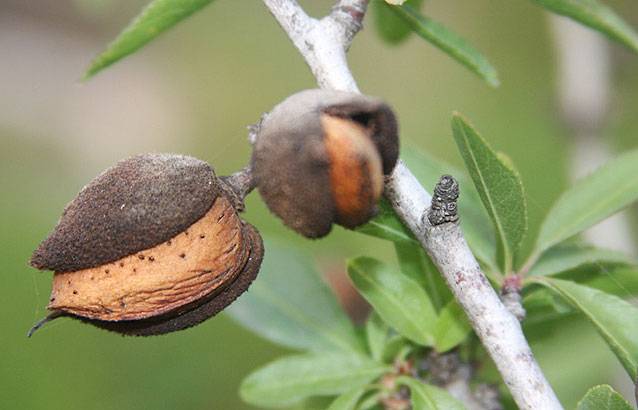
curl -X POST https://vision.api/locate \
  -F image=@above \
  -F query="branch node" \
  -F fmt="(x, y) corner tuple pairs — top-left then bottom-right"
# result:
(501, 274), (526, 321)
(329, 0), (369, 46)
(426, 174), (460, 226)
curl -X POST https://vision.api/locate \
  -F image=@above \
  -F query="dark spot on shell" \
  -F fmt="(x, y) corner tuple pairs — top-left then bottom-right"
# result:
(148, 256), (155, 262)
(90, 276), (95, 280)
(119, 262), (125, 267)
(166, 240), (172, 246)
(50, 297), (56, 302)
(105, 269), (110, 274)
(138, 254), (145, 260)
(179, 253), (186, 258)
(73, 290), (78, 295)
(67, 280), (71, 285)
(76, 223), (264, 336)
(133, 268), (137, 273)
(199, 234), (205, 239)
(184, 231), (189, 236)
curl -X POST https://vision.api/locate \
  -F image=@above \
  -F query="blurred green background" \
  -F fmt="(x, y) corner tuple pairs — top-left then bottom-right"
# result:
(1, 0), (637, 409)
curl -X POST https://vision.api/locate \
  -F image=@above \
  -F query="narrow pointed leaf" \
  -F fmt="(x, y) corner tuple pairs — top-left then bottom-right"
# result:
(451, 114), (527, 273)
(394, 242), (452, 311)
(528, 243), (635, 276)
(85, 0), (215, 78)
(577, 385), (633, 410)
(348, 257), (437, 346)
(394, 242), (430, 290)
(327, 387), (371, 410)
(532, 0), (638, 54)
(570, 267), (638, 297)
(365, 312), (389, 361)
(372, 0), (424, 44)
(356, 199), (417, 244)
(390, 5), (499, 86)
(539, 277), (638, 379)
(382, 335), (410, 363)
(535, 149), (638, 255)
(398, 377), (465, 410)
(240, 352), (388, 408)
(227, 243), (363, 354)
(434, 300), (472, 352)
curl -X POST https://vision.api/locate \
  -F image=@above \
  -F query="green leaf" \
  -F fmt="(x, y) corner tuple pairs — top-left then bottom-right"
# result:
(534, 149), (638, 256)
(390, 5), (499, 86)
(372, 0), (424, 44)
(528, 243), (635, 276)
(532, 0), (638, 54)
(382, 335), (410, 363)
(394, 242), (429, 291)
(85, 0), (214, 78)
(397, 377), (466, 410)
(240, 352), (388, 408)
(394, 242), (452, 311)
(434, 300), (472, 352)
(401, 149), (498, 273)
(358, 391), (384, 410)
(365, 312), (389, 361)
(348, 257), (437, 346)
(572, 267), (638, 297)
(522, 287), (575, 321)
(356, 199), (417, 244)
(327, 387), (371, 410)
(300, 396), (339, 410)
(538, 277), (638, 380)
(227, 242), (363, 354)
(577, 385), (633, 410)
(451, 114), (527, 273)
(523, 266), (638, 321)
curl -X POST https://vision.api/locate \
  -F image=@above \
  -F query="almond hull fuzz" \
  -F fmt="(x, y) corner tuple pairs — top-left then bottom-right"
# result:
(29, 153), (263, 336)
(252, 89), (399, 238)
(31, 154), (219, 273)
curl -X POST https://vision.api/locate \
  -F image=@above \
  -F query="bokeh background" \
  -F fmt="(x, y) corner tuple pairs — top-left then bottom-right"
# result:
(2, 1), (637, 409)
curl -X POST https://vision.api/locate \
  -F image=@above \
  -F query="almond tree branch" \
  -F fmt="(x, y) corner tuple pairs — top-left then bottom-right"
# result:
(261, 0), (562, 408)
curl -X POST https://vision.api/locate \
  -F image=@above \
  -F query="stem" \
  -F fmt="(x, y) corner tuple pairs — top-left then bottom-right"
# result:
(219, 165), (257, 211)
(261, 1), (562, 408)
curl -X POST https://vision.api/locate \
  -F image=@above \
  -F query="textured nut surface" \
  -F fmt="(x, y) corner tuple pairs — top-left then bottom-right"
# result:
(84, 223), (264, 336)
(48, 196), (246, 321)
(322, 114), (383, 228)
(31, 153), (218, 273)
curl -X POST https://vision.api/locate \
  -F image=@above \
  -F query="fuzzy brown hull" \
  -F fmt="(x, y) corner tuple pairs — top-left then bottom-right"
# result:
(48, 196), (246, 321)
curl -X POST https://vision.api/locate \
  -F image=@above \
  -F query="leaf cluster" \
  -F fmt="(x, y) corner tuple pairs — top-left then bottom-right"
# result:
(230, 115), (638, 408)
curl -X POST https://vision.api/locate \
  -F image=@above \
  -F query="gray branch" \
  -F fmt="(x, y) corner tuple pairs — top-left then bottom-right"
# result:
(262, 1), (562, 408)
